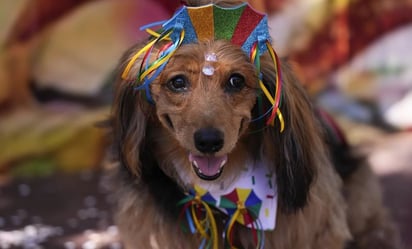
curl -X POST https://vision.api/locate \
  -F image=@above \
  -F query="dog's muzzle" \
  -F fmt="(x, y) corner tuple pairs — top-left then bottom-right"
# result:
(190, 128), (227, 180)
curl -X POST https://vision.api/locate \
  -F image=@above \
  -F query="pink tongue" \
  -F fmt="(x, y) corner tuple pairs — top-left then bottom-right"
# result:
(189, 153), (228, 177)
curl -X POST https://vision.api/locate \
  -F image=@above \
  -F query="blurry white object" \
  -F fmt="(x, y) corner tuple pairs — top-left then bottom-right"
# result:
(334, 24), (412, 129)
(268, 0), (331, 56)
(384, 91), (412, 129)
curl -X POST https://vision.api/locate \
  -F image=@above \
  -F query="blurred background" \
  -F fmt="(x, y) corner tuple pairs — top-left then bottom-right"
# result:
(0, 0), (411, 248)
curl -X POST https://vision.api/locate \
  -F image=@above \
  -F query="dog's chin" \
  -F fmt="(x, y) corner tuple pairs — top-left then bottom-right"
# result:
(189, 153), (228, 181)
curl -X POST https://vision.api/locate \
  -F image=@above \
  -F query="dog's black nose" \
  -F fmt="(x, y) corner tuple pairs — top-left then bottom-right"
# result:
(194, 128), (224, 153)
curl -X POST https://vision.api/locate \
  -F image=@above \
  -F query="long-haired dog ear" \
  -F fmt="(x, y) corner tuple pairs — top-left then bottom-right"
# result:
(260, 58), (322, 213)
(111, 44), (155, 179)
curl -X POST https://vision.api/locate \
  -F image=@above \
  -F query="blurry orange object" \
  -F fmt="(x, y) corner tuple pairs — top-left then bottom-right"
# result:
(249, 0), (287, 14)
(5, 0), (97, 46)
(290, 0), (412, 87)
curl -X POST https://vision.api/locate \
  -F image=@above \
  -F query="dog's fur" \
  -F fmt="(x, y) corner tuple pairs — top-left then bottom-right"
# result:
(108, 1), (401, 248)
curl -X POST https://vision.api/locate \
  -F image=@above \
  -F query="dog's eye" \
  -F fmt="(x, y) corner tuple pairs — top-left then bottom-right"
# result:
(226, 74), (245, 92)
(167, 76), (189, 92)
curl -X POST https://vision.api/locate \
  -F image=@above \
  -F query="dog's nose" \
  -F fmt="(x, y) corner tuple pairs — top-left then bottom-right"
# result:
(194, 128), (224, 153)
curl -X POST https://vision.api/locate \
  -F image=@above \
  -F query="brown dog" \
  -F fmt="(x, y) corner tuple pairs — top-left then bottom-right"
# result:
(108, 1), (401, 248)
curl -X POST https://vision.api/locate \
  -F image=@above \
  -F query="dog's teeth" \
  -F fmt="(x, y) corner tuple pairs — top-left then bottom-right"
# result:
(192, 160), (202, 173)
(220, 159), (227, 168)
(192, 160), (199, 168)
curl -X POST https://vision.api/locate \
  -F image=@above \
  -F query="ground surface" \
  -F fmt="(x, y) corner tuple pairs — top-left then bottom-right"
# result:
(0, 131), (411, 249)
(0, 170), (120, 249)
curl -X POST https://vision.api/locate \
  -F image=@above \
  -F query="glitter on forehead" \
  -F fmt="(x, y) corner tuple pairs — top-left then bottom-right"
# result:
(205, 52), (217, 62)
(202, 65), (215, 76)
(202, 52), (218, 76)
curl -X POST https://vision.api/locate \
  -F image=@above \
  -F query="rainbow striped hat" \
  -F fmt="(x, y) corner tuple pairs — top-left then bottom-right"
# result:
(122, 3), (284, 130)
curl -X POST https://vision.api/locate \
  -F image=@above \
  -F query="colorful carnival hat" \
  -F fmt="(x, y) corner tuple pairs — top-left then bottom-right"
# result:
(122, 2), (284, 130)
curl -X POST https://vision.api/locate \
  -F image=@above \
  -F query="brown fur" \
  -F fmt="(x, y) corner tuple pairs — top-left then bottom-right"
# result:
(343, 163), (402, 249)
(108, 1), (401, 248)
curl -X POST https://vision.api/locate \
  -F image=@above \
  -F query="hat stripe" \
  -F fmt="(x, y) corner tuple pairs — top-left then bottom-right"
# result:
(213, 4), (246, 41)
(187, 5), (214, 42)
(242, 16), (270, 54)
(231, 5), (264, 47)
(162, 7), (198, 44)
(180, 9), (198, 44)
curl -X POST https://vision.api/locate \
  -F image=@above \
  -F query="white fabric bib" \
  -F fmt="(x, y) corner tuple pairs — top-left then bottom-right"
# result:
(194, 160), (278, 230)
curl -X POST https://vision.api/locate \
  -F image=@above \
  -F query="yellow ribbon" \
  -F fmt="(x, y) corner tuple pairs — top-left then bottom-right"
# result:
(121, 29), (183, 81)
(121, 38), (158, 80)
(139, 30), (185, 80)
(190, 198), (219, 249)
(144, 28), (171, 40)
(258, 80), (285, 132)
(250, 42), (285, 132)
(226, 208), (241, 249)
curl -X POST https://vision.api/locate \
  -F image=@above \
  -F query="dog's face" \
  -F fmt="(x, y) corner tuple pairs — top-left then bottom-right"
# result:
(114, 38), (317, 211)
(150, 41), (258, 181)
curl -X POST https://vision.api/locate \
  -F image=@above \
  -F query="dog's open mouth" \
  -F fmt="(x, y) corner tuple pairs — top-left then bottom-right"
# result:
(189, 153), (228, 181)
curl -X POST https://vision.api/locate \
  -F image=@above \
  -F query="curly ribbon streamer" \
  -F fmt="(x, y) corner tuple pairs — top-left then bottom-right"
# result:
(121, 27), (185, 103)
(223, 202), (265, 249)
(178, 187), (219, 249)
(250, 41), (284, 132)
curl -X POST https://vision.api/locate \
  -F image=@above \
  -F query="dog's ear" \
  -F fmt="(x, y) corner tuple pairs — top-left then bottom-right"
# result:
(260, 59), (324, 213)
(111, 44), (155, 179)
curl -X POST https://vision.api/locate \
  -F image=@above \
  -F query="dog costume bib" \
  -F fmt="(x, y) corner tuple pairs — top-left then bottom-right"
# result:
(179, 160), (277, 249)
